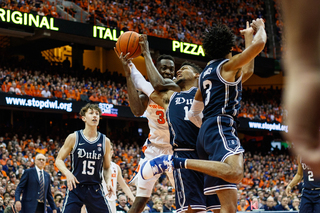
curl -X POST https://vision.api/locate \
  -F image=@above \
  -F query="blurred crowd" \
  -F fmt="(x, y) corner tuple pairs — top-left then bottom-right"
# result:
(0, 59), (130, 106)
(0, 130), (300, 212)
(0, 0), (268, 55)
(238, 87), (285, 124)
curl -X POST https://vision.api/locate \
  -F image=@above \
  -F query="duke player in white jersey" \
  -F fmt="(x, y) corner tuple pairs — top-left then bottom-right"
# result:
(103, 145), (135, 213)
(115, 48), (177, 213)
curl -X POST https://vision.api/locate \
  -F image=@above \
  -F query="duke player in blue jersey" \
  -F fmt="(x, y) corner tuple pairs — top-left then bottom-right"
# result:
(136, 34), (220, 213)
(141, 19), (267, 213)
(286, 156), (320, 212)
(56, 103), (113, 213)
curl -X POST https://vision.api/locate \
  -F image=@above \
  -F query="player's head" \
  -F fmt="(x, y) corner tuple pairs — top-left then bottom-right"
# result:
(203, 24), (235, 59)
(175, 61), (202, 86)
(80, 103), (101, 126)
(156, 54), (175, 79)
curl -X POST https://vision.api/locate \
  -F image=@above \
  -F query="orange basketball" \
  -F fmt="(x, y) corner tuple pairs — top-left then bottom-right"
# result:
(115, 31), (141, 59)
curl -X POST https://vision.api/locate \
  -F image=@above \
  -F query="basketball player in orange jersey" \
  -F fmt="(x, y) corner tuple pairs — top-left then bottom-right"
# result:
(281, 0), (320, 177)
(115, 50), (177, 213)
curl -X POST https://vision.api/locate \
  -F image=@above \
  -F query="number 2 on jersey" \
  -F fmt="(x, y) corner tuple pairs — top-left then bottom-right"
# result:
(156, 110), (165, 124)
(308, 171), (314, 181)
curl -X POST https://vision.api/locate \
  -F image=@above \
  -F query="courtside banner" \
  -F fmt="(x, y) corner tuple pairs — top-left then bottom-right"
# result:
(0, 92), (145, 119)
(238, 117), (288, 132)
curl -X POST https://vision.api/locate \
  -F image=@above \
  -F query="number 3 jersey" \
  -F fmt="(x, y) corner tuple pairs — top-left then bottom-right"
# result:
(199, 59), (242, 121)
(70, 130), (106, 184)
(145, 100), (170, 146)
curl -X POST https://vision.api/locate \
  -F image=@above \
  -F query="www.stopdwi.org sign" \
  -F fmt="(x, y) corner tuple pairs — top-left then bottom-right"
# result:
(0, 8), (205, 57)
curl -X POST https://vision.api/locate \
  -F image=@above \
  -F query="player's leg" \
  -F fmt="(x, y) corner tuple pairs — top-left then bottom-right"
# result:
(61, 188), (84, 213)
(215, 189), (237, 213)
(184, 153), (243, 184)
(85, 184), (111, 213)
(129, 143), (163, 213)
(107, 200), (117, 213)
(299, 194), (313, 213)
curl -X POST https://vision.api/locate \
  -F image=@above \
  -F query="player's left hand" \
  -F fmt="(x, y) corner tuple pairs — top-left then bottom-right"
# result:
(139, 34), (150, 55)
(240, 21), (254, 36)
(105, 181), (115, 198)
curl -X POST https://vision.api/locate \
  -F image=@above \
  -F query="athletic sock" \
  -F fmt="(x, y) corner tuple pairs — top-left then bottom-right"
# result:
(173, 157), (187, 169)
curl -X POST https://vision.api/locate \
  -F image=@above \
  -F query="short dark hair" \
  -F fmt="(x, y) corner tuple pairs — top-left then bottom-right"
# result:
(79, 103), (101, 116)
(156, 54), (175, 66)
(203, 24), (235, 59)
(181, 61), (202, 74)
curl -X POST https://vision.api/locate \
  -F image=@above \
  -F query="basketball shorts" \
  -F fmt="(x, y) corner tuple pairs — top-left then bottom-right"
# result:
(129, 139), (174, 197)
(62, 184), (111, 213)
(197, 115), (244, 195)
(300, 188), (320, 212)
(174, 150), (220, 212)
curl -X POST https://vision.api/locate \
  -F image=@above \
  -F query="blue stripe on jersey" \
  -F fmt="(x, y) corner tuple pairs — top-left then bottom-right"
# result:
(301, 161), (320, 189)
(200, 59), (242, 121)
(70, 130), (105, 184)
(166, 87), (199, 149)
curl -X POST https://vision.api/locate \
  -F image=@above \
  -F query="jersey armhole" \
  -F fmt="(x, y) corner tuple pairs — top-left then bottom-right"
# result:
(70, 131), (78, 154)
(216, 59), (242, 85)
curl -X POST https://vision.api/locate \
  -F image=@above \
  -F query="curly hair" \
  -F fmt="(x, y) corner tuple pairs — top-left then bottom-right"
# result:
(156, 54), (175, 66)
(181, 61), (203, 74)
(203, 24), (235, 59)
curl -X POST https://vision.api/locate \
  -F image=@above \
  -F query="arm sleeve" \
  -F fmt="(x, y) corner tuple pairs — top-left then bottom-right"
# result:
(187, 100), (204, 128)
(129, 63), (154, 97)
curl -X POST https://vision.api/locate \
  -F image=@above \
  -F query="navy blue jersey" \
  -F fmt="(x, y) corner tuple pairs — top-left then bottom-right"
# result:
(166, 87), (199, 149)
(301, 160), (320, 189)
(70, 130), (106, 184)
(199, 59), (242, 121)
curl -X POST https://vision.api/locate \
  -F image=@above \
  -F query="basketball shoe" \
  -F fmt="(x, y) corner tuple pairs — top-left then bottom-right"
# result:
(140, 155), (174, 180)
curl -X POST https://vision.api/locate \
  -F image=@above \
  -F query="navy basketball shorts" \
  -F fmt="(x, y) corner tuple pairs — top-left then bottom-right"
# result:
(62, 184), (111, 213)
(197, 115), (244, 195)
(173, 150), (220, 212)
(300, 189), (320, 213)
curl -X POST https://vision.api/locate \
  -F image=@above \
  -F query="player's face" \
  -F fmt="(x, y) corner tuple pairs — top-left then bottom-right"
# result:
(175, 65), (198, 84)
(83, 108), (100, 126)
(157, 59), (175, 79)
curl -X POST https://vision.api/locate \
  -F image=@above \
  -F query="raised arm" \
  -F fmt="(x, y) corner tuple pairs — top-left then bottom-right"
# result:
(139, 35), (180, 92)
(116, 164), (135, 202)
(115, 50), (150, 117)
(55, 133), (79, 191)
(239, 21), (255, 83)
(223, 18), (266, 74)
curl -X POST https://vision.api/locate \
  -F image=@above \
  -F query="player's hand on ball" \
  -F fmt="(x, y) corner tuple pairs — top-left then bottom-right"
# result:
(250, 18), (265, 32)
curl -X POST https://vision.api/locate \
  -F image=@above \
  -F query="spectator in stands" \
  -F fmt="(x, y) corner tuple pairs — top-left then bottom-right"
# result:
(8, 82), (21, 95)
(261, 196), (276, 211)
(116, 194), (129, 213)
(274, 196), (291, 211)
(237, 198), (248, 212)
(289, 197), (299, 211)
(41, 85), (52, 98)
(162, 195), (174, 212)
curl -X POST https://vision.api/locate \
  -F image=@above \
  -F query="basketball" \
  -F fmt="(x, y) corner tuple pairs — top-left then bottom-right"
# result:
(115, 31), (141, 59)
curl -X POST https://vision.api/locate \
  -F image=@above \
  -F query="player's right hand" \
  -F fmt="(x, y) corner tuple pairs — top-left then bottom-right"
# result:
(285, 185), (292, 196)
(114, 48), (132, 77)
(250, 18), (265, 32)
(66, 172), (79, 191)
(15, 201), (22, 211)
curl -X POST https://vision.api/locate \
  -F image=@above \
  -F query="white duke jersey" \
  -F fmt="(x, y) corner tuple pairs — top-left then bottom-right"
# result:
(145, 100), (170, 146)
(103, 162), (118, 201)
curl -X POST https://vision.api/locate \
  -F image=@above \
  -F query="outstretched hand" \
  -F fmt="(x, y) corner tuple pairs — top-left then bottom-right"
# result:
(250, 18), (265, 32)
(139, 34), (150, 55)
(114, 47), (133, 77)
(240, 21), (254, 36)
